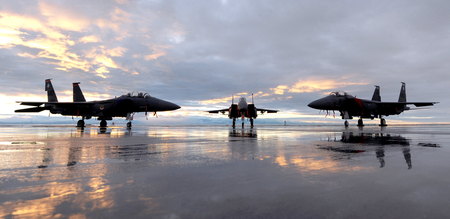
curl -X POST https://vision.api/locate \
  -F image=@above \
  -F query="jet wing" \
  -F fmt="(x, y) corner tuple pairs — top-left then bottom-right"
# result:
(207, 108), (229, 114)
(15, 107), (50, 113)
(375, 102), (438, 107)
(256, 108), (278, 113)
(17, 101), (102, 106)
(16, 101), (114, 113)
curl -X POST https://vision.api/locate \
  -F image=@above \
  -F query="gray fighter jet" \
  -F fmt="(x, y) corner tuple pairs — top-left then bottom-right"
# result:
(207, 94), (278, 128)
(15, 79), (180, 128)
(308, 83), (438, 127)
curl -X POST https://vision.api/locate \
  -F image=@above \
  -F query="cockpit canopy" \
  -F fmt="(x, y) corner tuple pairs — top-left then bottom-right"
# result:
(123, 91), (152, 99)
(239, 97), (247, 102)
(329, 91), (354, 98)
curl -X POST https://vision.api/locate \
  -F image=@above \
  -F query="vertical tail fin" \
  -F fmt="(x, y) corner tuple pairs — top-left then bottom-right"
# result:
(45, 79), (58, 102)
(73, 82), (86, 102)
(371, 85), (381, 101)
(398, 82), (407, 102)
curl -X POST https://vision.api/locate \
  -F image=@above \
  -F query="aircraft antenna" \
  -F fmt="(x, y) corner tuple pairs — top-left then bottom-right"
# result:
(252, 93), (254, 104)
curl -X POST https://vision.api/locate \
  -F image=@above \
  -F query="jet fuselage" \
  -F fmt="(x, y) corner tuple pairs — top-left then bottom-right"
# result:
(307, 83), (437, 126)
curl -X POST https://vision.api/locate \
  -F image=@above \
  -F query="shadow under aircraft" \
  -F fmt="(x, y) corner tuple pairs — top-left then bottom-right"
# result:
(15, 79), (180, 128)
(308, 83), (438, 127)
(207, 94), (278, 128)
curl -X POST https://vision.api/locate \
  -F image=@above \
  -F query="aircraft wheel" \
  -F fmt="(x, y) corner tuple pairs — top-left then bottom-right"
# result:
(344, 121), (349, 127)
(357, 118), (364, 127)
(77, 120), (85, 127)
(127, 122), (132, 128)
(250, 119), (254, 127)
(380, 118), (387, 127)
(232, 120), (236, 128)
(242, 122), (244, 128)
(100, 120), (107, 128)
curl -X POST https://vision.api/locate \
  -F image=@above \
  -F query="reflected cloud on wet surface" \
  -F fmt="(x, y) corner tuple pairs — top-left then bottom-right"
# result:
(0, 125), (450, 218)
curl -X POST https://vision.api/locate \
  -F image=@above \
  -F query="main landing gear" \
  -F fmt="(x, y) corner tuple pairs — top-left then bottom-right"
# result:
(357, 118), (364, 127)
(344, 118), (388, 127)
(100, 120), (107, 128)
(232, 118), (254, 128)
(77, 120), (85, 127)
(379, 118), (387, 127)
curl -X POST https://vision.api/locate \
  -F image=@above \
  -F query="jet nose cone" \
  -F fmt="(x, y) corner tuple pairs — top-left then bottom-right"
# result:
(165, 101), (180, 111)
(308, 100), (322, 109)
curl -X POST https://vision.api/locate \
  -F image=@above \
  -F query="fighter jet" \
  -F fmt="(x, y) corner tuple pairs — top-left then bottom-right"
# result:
(15, 79), (180, 128)
(207, 94), (278, 128)
(307, 82), (438, 127)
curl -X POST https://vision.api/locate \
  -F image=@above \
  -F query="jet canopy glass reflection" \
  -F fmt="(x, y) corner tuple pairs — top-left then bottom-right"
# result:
(329, 91), (354, 98)
(123, 91), (153, 99)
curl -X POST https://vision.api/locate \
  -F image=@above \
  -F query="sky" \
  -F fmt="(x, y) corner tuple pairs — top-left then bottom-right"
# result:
(1, 0), (449, 126)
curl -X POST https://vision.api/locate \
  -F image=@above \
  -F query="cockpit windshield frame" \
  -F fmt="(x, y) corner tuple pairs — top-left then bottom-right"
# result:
(329, 91), (354, 98)
(123, 91), (152, 99)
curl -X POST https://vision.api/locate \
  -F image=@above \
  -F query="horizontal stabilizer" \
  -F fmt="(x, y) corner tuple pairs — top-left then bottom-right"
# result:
(15, 107), (48, 113)
(16, 101), (45, 106)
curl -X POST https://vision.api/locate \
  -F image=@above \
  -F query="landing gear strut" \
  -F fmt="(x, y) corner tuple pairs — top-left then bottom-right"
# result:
(126, 113), (134, 129)
(232, 118), (236, 128)
(250, 118), (254, 128)
(357, 118), (364, 127)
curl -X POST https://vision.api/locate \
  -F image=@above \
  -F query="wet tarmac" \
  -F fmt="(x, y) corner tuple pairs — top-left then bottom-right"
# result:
(1, 125), (450, 218)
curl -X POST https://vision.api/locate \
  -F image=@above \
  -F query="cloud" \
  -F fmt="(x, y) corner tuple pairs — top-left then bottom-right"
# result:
(79, 35), (101, 44)
(1, 0), (450, 125)
(270, 78), (369, 95)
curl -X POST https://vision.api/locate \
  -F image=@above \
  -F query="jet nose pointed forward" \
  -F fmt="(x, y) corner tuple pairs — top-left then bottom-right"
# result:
(163, 101), (181, 111)
(170, 102), (181, 110)
(146, 97), (180, 111)
(308, 99), (324, 110)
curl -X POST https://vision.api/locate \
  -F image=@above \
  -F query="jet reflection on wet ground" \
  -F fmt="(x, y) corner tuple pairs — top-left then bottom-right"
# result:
(0, 125), (449, 218)
(318, 132), (413, 169)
